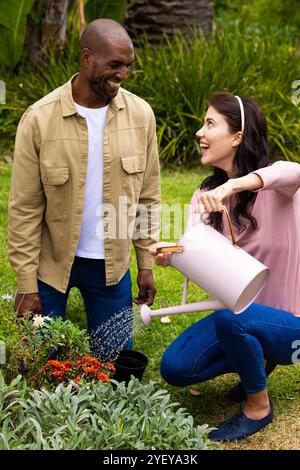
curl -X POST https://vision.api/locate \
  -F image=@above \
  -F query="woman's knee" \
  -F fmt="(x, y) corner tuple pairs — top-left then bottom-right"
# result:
(160, 347), (188, 386)
(214, 309), (238, 336)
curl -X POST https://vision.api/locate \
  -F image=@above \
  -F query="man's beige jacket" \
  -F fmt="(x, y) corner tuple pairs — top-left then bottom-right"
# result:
(8, 76), (160, 293)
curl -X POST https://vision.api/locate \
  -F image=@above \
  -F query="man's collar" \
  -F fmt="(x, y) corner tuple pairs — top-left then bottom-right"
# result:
(61, 74), (78, 117)
(111, 88), (126, 112)
(61, 74), (126, 117)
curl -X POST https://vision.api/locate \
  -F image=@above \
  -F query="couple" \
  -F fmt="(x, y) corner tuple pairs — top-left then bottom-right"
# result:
(8, 19), (300, 442)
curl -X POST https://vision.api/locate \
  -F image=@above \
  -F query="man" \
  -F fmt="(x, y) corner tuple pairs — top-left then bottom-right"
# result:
(8, 19), (160, 353)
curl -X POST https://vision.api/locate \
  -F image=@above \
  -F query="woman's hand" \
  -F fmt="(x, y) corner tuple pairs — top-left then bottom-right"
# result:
(149, 242), (177, 267)
(197, 180), (235, 214)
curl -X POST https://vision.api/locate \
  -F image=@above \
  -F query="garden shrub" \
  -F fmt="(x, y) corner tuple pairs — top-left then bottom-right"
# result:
(0, 373), (214, 450)
(213, 0), (300, 31)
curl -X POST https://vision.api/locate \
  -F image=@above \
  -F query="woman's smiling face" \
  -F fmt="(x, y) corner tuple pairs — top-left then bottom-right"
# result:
(196, 106), (241, 175)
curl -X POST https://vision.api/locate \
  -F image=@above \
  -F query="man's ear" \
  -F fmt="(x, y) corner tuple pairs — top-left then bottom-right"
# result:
(82, 47), (92, 67)
(232, 131), (243, 148)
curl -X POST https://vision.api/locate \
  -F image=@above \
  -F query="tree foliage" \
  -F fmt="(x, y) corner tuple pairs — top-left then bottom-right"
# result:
(0, 0), (34, 69)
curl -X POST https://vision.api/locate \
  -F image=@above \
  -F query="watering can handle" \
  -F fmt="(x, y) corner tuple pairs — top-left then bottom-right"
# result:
(222, 206), (237, 247)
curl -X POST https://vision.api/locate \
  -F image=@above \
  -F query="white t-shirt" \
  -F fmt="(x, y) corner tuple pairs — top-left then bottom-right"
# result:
(75, 103), (109, 259)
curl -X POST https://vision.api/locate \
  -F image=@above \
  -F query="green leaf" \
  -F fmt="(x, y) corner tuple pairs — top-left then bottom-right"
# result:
(85, 0), (127, 24)
(0, 0), (34, 68)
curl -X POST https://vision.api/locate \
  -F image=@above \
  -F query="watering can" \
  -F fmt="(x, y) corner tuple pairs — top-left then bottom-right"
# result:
(140, 207), (269, 325)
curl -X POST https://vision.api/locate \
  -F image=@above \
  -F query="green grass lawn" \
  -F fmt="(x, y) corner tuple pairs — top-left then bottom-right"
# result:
(1, 161), (299, 450)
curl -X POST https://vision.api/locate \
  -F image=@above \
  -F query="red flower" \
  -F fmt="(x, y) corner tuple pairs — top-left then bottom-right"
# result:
(107, 363), (116, 372)
(47, 360), (63, 368)
(97, 372), (109, 382)
(82, 355), (93, 361)
(43, 355), (113, 385)
(84, 367), (98, 374)
(52, 370), (64, 378)
(87, 357), (101, 367)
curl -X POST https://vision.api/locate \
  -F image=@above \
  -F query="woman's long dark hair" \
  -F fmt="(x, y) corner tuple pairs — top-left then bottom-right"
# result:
(200, 92), (270, 232)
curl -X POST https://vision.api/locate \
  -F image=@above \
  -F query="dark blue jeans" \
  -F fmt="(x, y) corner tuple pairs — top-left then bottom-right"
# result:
(161, 304), (300, 393)
(38, 257), (133, 359)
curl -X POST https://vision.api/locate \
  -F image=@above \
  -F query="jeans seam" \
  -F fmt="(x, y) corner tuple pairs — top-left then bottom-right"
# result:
(191, 340), (221, 375)
(244, 320), (300, 331)
(239, 332), (267, 391)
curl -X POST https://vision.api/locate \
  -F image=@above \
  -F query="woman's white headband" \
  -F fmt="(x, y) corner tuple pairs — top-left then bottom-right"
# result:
(235, 95), (245, 132)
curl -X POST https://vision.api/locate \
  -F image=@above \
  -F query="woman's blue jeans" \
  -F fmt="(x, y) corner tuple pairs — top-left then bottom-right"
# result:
(38, 257), (133, 357)
(160, 304), (300, 393)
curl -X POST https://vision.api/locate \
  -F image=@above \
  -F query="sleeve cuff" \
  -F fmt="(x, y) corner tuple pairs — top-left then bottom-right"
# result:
(134, 246), (154, 270)
(250, 170), (265, 192)
(17, 275), (38, 294)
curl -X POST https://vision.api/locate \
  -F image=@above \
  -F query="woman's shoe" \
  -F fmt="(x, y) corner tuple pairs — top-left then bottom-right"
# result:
(208, 402), (273, 441)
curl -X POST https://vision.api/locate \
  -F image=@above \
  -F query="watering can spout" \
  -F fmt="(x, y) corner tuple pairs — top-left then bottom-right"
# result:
(140, 299), (225, 325)
(140, 304), (152, 325)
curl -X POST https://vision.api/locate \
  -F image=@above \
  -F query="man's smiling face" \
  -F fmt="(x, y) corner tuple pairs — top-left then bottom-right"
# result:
(83, 37), (135, 103)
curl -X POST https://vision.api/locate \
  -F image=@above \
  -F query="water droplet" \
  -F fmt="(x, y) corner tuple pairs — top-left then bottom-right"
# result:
(90, 305), (145, 362)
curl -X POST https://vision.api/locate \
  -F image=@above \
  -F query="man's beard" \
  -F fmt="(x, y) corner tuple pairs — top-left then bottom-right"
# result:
(89, 78), (106, 98)
(89, 77), (118, 100)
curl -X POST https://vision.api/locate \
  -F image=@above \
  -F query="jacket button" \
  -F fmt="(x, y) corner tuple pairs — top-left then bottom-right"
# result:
(43, 176), (48, 182)
(76, 209), (82, 215)
(79, 183), (85, 188)
(73, 234), (79, 240)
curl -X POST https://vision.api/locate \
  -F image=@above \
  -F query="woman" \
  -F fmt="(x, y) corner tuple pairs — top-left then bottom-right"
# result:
(150, 92), (300, 441)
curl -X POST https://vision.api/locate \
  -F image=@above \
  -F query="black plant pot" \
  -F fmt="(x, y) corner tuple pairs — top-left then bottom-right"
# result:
(113, 349), (148, 385)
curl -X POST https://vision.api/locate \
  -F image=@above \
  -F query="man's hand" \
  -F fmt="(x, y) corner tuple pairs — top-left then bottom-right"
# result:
(14, 292), (43, 317)
(134, 269), (157, 306)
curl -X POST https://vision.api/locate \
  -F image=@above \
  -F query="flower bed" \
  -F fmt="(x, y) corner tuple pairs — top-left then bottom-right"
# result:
(0, 292), (213, 450)
(44, 356), (115, 385)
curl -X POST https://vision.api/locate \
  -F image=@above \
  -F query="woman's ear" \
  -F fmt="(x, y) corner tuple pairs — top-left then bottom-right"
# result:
(232, 131), (243, 148)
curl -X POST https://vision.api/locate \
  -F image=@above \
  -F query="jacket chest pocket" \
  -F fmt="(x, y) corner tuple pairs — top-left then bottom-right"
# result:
(41, 167), (70, 222)
(121, 156), (145, 204)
